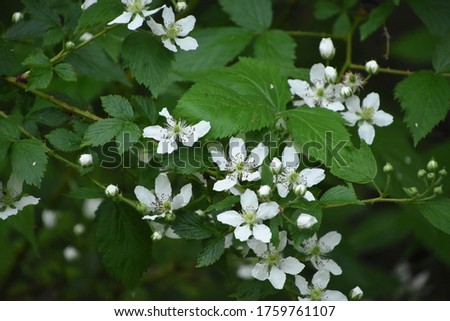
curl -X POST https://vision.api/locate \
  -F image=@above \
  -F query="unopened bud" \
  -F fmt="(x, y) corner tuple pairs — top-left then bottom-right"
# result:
(294, 184), (307, 197)
(340, 86), (353, 99)
(79, 153), (93, 167)
(349, 286), (363, 300)
(296, 213), (318, 229)
(324, 66), (337, 83)
(427, 172), (435, 180)
(195, 209), (205, 216)
(165, 212), (176, 222)
(176, 1), (187, 11)
(319, 38), (335, 60)
(258, 185), (271, 198)
(73, 223), (85, 235)
(152, 231), (163, 241)
(12, 12), (24, 23)
(105, 184), (119, 197)
(270, 157), (282, 174)
(434, 186), (443, 195)
(79, 32), (93, 42)
(417, 169), (427, 178)
(365, 60), (379, 74)
(65, 41), (75, 50)
(383, 162), (393, 174)
(403, 187), (418, 197)
(427, 159), (438, 171)
(439, 168), (447, 177)
(275, 118), (287, 131)
(136, 203), (148, 214)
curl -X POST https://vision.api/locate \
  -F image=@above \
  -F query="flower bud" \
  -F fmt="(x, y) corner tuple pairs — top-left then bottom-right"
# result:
(65, 41), (75, 50)
(340, 86), (353, 99)
(434, 186), (443, 195)
(176, 1), (188, 11)
(152, 231), (163, 241)
(258, 185), (271, 198)
(349, 286), (363, 300)
(324, 66), (337, 83)
(427, 172), (435, 180)
(12, 12), (24, 23)
(136, 203), (148, 214)
(439, 168), (447, 177)
(427, 159), (438, 171)
(296, 213), (318, 229)
(79, 32), (93, 42)
(365, 60), (379, 74)
(403, 186), (418, 197)
(195, 209), (205, 216)
(79, 153), (93, 167)
(73, 223), (85, 235)
(294, 184), (307, 197)
(165, 212), (176, 222)
(105, 184), (119, 198)
(417, 169), (427, 178)
(319, 38), (335, 60)
(383, 162), (393, 174)
(63, 246), (80, 262)
(275, 118), (287, 131)
(270, 157), (282, 174)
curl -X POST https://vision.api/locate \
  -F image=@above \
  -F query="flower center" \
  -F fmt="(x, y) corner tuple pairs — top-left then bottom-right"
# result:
(172, 123), (182, 135)
(309, 287), (324, 301)
(310, 244), (322, 256)
(235, 161), (245, 172)
(166, 24), (182, 39)
(0, 190), (17, 209)
(162, 200), (172, 212)
(242, 210), (257, 225)
(316, 87), (324, 97)
(287, 172), (299, 184)
(359, 107), (374, 121)
(126, 0), (146, 14)
(265, 250), (281, 267)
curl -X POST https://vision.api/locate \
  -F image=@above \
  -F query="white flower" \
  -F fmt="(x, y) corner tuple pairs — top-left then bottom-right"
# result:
(274, 146), (325, 200)
(82, 198), (102, 220)
(248, 231), (305, 289)
(297, 213), (318, 229)
(258, 185), (271, 199)
(349, 286), (363, 300)
(108, 0), (164, 30)
(105, 184), (119, 197)
(217, 189), (279, 243)
(0, 176), (40, 220)
(12, 12), (24, 23)
(297, 231), (342, 275)
(150, 221), (180, 239)
(365, 60), (379, 74)
(342, 71), (365, 92)
(319, 38), (335, 60)
(79, 32), (93, 42)
(324, 66), (337, 83)
(63, 246), (80, 262)
(295, 270), (347, 301)
(143, 108), (210, 154)
(175, 1), (188, 11)
(79, 153), (93, 167)
(42, 209), (57, 229)
(147, 6), (198, 52)
(288, 63), (344, 111)
(135, 173), (192, 220)
(210, 137), (268, 192)
(341, 92), (393, 145)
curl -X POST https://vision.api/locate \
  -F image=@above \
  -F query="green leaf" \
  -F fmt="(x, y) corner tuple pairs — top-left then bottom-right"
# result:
(0, 39), (21, 75)
(11, 139), (48, 187)
(115, 121), (141, 154)
(54, 63), (77, 82)
(176, 58), (290, 138)
(284, 107), (351, 164)
(7, 206), (39, 255)
(43, 27), (64, 46)
(101, 95), (134, 120)
(83, 118), (125, 146)
(76, 0), (124, 32)
(320, 185), (363, 207)
(27, 107), (69, 127)
(173, 27), (253, 77)
(27, 67), (54, 90)
(330, 143), (377, 184)
(0, 118), (20, 142)
(230, 280), (278, 300)
(333, 12), (351, 37)
(394, 71), (450, 145)
(260, 163), (274, 187)
(254, 30), (297, 71)
(131, 95), (157, 124)
(196, 237), (225, 267)
(359, 2), (395, 40)
(432, 36), (450, 73)
(46, 128), (82, 152)
(219, 0), (272, 32)
(206, 195), (240, 212)
(22, 0), (60, 26)
(66, 186), (105, 199)
(122, 32), (174, 96)
(23, 51), (51, 68)
(172, 213), (215, 240)
(95, 200), (152, 288)
(406, 0), (450, 36)
(417, 198), (450, 235)
(314, 1), (342, 20)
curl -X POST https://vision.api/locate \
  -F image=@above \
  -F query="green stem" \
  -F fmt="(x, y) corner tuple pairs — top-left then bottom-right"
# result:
(286, 30), (343, 39)
(89, 177), (138, 209)
(350, 63), (450, 77)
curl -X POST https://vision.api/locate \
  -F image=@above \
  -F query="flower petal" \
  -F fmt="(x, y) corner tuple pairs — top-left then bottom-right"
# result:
(155, 173), (172, 200)
(213, 176), (237, 191)
(143, 125), (165, 140)
(142, 5), (165, 17)
(234, 224), (252, 241)
(315, 258), (343, 276)
(288, 79), (309, 97)
(247, 143), (268, 168)
(176, 15), (196, 36)
(247, 237), (268, 256)
(157, 139), (177, 154)
(323, 290), (348, 301)
(142, 214), (163, 220)
(358, 121), (375, 145)
(276, 183), (289, 198)
(171, 183), (192, 210)
(303, 191), (316, 201)
(244, 171), (261, 182)
(299, 168), (325, 187)
(217, 210), (244, 227)
(312, 269), (330, 289)
(134, 185), (156, 208)
(108, 11), (132, 25)
(268, 266), (286, 289)
(278, 230), (288, 251)
(252, 263), (269, 281)
(7, 175), (23, 196)
(162, 6), (175, 28)
(162, 38), (177, 52)
(325, 101), (345, 111)
(192, 121), (211, 141)
(294, 275), (309, 295)
(127, 14), (144, 30)
(345, 95), (361, 113)
(209, 147), (228, 171)
(282, 145), (299, 169)
(319, 231), (342, 252)
(14, 196), (40, 211)
(280, 257), (305, 275)
(362, 92), (380, 111)
(240, 189), (259, 211)
(174, 36), (198, 51)
(372, 110), (393, 127)
(252, 224), (272, 243)
(147, 18), (166, 36)
(0, 207), (18, 220)
(341, 111), (360, 126)
(256, 202), (279, 220)
(310, 63), (325, 84)
(229, 137), (246, 162)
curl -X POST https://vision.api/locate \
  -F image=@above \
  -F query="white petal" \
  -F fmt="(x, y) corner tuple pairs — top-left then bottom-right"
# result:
(268, 266), (286, 289)
(147, 18), (166, 36)
(162, 6), (175, 28)
(300, 168), (325, 187)
(282, 145), (299, 169)
(209, 147), (228, 171)
(288, 79), (309, 97)
(319, 231), (342, 252)
(303, 191), (316, 201)
(157, 139), (177, 154)
(142, 5), (165, 17)
(294, 275), (309, 295)
(276, 183), (289, 198)
(312, 269), (330, 289)
(362, 92), (380, 111)
(310, 63), (325, 84)
(372, 110), (393, 127)
(244, 171), (261, 182)
(317, 258), (343, 276)
(323, 290), (348, 301)
(234, 224), (252, 241)
(159, 107), (174, 122)
(213, 176), (237, 191)
(162, 39), (177, 52)
(14, 196), (39, 211)
(127, 14), (144, 30)
(325, 101), (345, 111)
(358, 121), (375, 145)
(143, 125), (165, 140)
(176, 15), (196, 37)
(252, 263), (269, 281)
(247, 238), (268, 256)
(256, 202), (279, 220)
(171, 183), (192, 210)
(252, 224), (272, 243)
(341, 111), (360, 126)
(0, 207), (18, 219)
(7, 175), (23, 196)
(134, 185), (156, 208)
(240, 189), (259, 211)
(229, 137), (247, 162)
(280, 257), (305, 275)
(155, 173), (172, 200)
(345, 95), (361, 113)
(247, 143), (268, 168)
(108, 11), (132, 25)
(142, 214), (162, 220)
(174, 36), (198, 51)
(191, 121), (211, 141)
(217, 210), (244, 227)
(277, 230), (288, 251)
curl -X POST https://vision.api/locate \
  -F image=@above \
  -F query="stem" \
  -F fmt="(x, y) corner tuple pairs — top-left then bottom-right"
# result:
(350, 63), (450, 77)
(3, 76), (102, 122)
(89, 177), (138, 209)
(287, 30), (343, 39)
(322, 196), (414, 209)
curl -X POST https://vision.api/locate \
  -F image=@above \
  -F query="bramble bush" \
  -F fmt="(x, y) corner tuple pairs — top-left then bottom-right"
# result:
(1, 0), (450, 300)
